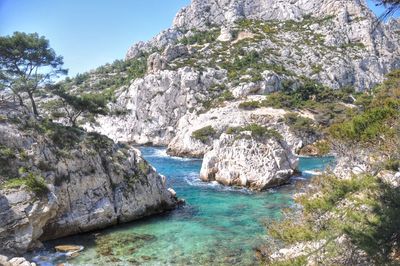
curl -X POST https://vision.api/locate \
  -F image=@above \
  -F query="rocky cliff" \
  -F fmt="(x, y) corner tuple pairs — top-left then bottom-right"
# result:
(103, 0), (400, 146)
(0, 103), (177, 257)
(127, 0), (399, 89)
(78, 0), (399, 189)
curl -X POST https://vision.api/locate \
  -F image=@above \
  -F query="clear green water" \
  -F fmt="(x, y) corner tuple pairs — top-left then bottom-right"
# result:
(34, 148), (334, 266)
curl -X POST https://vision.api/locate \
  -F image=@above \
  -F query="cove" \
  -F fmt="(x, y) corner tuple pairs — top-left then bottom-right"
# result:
(32, 147), (334, 266)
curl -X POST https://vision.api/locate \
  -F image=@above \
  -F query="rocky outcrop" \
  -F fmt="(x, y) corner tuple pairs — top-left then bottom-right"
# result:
(126, 0), (399, 90)
(167, 97), (307, 158)
(147, 44), (189, 73)
(111, 0), (400, 157)
(0, 189), (57, 257)
(0, 255), (36, 266)
(166, 99), (304, 190)
(126, 29), (183, 60)
(173, 0), (374, 29)
(200, 133), (298, 190)
(86, 67), (227, 144)
(0, 104), (177, 257)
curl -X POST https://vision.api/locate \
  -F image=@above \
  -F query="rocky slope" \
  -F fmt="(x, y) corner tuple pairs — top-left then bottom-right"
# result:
(92, 0), (399, 145)
(74, 0), (399, 189)
(128, 0), (399, 89)
(0, 103), (177, 257)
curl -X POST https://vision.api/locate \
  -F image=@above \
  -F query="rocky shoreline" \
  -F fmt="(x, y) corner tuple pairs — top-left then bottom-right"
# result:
(0, 105), (178, 259)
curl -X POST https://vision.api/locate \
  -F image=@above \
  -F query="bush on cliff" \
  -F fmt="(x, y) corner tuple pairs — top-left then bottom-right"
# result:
(266, 173), (400, 265)
(192, 126), (217, 143)
(2, 172), (49, 197)
(284, 113), (316, 135)
(264, 70), (400, 265)
(226, 124), (283, 140)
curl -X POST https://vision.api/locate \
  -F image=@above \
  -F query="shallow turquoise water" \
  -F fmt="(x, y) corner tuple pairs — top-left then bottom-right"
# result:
(35, 148), (334, 266)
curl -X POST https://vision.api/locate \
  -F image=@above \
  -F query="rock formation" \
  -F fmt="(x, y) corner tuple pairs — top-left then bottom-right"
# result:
(200, 133), (298, 190)
(0, 104), (177, 257)
(81, 0), (398, 189)
(102, 0), (400, 146)
(86, 67), (227, 144)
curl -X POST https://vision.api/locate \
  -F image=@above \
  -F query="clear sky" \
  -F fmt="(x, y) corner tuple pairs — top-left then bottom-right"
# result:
(0, 0), (395, 77)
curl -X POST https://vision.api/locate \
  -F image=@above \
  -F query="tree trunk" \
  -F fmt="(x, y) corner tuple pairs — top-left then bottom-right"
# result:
(17, 94), (24, 107)
(11, 89), (25, 107)
(27, 91), (39, 116)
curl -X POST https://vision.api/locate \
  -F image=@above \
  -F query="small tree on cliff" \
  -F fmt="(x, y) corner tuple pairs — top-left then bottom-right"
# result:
(0, 32), (67, 116)
(47, 88), (108, 127)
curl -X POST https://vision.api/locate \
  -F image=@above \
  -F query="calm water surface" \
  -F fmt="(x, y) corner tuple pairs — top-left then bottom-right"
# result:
(34, 148), (334, 266)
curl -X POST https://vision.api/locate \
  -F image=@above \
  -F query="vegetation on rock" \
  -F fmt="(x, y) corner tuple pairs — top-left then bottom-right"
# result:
(264, 70), (400, 265)
(60, 53), (148, 103)
(2, 172), (49, 197)
(226, 123), (283, 140)
(45, 88), (108, 126)
(192, 125), (217, 143)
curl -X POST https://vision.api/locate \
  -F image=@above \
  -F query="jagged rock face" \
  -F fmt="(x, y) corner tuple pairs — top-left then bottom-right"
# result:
(126, 0), (399, 90)
(147, 44), (189, 73)
(87, 67), (227, 144)
(0, 105), (176, 256)
(126, 29), (183, 60)
(0, 189), (58, 257)
(200, 133), (299, 190)
(173, 0), (373, 29)
(118, 0), (399, 148)
(167, 97), (309, 158)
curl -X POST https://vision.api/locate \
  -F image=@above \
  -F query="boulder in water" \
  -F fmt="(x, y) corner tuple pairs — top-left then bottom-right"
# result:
(54, 245), (83, 253)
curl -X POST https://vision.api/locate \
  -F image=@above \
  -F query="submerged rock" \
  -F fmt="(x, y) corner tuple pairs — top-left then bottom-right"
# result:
(54, 245), (83, 253)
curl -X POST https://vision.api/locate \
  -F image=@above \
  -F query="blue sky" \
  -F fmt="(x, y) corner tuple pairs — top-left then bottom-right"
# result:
(0, 0), (395, 77)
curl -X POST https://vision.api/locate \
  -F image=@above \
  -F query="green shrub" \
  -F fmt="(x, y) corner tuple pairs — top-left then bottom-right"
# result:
(74, 73), (90, 85)
(311, 64), (323, 74)
(25, 174), (49, 197)
(383, 159), (400, 172)
(60, 53), (149, 106)
(0, 115), (7, 123)
(262, 80), (354, 111)
(329, 106), (397, 143)
(219, 90), (235, 101)
(180, 29), (220, 45)
(238, 101), (261, 110)
(201, 88), (235, 112)
(0, 144), (15, 159)
(87, 132), (113, 150)
(226, 124), (282, 140)
(2, 173), (49, 197)
(266, 71), (400, 265)
(39, 120), (83, 149)
(284, 113), (316, 136)
(192, 126), (217, 143)
(314, 141), (331, 156)
(267, 173), (400, 264)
